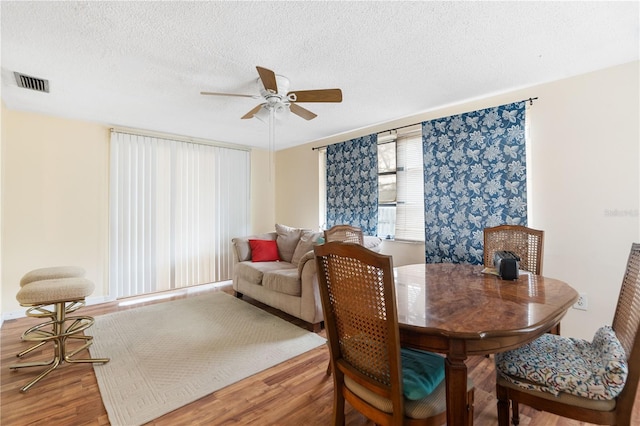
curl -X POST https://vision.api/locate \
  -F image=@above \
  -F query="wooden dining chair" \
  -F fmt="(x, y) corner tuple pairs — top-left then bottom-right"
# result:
(484, 225), (551, 419)
(495, 242), (640, 425)
(324, 224), (364, 245)
(484, 226), (554, 344)
(483, 224), (544, 275)
(322, 224), (365, 375)
(314, 241), (474, 425)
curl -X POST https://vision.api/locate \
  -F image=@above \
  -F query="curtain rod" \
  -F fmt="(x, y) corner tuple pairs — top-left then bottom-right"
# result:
(311, 97), (538, 151)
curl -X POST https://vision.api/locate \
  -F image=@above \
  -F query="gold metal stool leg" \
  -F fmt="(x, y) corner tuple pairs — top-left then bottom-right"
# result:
(17, 301), (86, 359)
(10, 301), (109, 392)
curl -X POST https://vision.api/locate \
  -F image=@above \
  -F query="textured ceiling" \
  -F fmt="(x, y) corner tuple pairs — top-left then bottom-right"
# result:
(1, 1), (638, 150)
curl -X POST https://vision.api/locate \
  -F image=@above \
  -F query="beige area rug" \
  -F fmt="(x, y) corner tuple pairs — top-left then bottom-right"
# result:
(89, 291), (326, 426)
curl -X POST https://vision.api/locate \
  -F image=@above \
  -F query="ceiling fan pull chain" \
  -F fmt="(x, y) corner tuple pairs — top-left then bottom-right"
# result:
(269, 106), (275, 181)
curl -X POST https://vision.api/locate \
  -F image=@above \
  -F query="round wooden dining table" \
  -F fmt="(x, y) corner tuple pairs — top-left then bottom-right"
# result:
(393, 263), (579, 426)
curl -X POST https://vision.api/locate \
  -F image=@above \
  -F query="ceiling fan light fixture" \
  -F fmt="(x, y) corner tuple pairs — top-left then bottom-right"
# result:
(254, 106), (270, 123)
(203, 65), (342, 122)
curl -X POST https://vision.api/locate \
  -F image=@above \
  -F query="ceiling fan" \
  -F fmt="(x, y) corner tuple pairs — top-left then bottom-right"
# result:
(200, 66), (343, 121)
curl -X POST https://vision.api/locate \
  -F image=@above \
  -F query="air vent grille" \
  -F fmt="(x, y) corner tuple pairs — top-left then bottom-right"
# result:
(14, 72), (49, 93)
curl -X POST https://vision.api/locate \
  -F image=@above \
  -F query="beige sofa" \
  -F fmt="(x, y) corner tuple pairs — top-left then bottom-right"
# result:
(232, 224), (381, 331)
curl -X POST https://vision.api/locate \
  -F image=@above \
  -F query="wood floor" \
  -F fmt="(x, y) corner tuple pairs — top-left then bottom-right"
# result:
(2, 284), (639, 425)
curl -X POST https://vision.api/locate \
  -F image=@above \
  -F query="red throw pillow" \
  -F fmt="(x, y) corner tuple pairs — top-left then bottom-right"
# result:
(249, 239), (280, 262)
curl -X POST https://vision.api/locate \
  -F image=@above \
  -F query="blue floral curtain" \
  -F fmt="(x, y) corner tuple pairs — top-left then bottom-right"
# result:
(326, 134), (378, 235)
(422, 101), (527, 264)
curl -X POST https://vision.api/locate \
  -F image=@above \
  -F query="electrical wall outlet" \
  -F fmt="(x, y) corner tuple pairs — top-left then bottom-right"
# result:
(573, 293), (588, 311)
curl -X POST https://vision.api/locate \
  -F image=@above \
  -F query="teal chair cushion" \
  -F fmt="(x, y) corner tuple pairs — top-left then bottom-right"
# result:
(400, 348), (445, 400)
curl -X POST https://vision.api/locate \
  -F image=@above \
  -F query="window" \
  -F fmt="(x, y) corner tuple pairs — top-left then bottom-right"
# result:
(319, 125), (424, 242)
(377, 140), (396, 239)
(376, 125), (425, 241)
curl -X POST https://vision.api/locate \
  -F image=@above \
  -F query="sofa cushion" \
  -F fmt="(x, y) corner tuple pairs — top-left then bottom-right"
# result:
(249, 239), (280, 262)
(276, 224), (304, 263)
(291, 231), (322, 265)
(235, 261), (291, 285)
(262, 266), (301, 297)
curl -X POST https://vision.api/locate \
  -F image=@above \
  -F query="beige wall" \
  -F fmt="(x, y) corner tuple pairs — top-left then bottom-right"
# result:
(0, 103), (5, 320)
(0, 105), (274, 317)
(275, 144), (321, 229)
(275, 61), (640, 340)
(1, 106), (111, 316)
(250, 148), (277, 234)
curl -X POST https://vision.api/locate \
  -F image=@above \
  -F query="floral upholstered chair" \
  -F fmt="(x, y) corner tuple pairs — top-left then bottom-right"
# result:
(494, 243), (640, 425)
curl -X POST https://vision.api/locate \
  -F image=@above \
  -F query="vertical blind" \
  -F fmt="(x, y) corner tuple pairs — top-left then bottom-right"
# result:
(109, 131), (250, 298)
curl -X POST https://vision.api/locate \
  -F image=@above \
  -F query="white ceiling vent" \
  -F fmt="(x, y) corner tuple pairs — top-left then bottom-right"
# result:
(14, 72), (49, 93)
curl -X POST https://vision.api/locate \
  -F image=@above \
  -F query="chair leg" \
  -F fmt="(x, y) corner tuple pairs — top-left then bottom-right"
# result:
(333, 387), (346, 426)
(467, 388), (475, 426)
(511, 401), (520, 425)
(326, 340), (332, 375)
(496, 383), (510, 426)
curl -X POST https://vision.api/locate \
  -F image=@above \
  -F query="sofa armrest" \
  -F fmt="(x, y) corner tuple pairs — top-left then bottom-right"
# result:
(299, 250), (323, 325)
(364, 236), (383, 252)
(297, 250), (316, 277)
(232, 232), (277, 262)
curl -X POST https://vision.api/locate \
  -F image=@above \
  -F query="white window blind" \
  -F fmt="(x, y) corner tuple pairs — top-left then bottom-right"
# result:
(395, 127), (425, 241)
(109, 131), (250, 298)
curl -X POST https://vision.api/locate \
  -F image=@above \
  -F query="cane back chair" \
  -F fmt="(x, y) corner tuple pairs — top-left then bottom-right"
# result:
(314, 241), (474, 425)
(484, 224), (553, 350)
(324, 224), (364, 245)
(483, 225), (544, 275)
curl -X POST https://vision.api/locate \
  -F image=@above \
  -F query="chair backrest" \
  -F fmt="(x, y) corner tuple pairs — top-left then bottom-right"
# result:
(324, 224), (364, 245)
(314, 241), (405, 423)
(483, 225), (544, 274)
(610, 242), (640, 419)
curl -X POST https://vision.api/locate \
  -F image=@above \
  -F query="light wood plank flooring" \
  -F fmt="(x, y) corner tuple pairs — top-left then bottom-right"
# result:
(2, 284), (639, 425)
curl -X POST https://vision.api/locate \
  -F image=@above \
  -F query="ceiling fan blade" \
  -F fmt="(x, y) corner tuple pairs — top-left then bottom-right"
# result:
(287, 89), (342, 103)
(241, 104), (264, 120)
(201, 91), (260, 99)
(290, 103), (317, 121)
(256, 66), (278, 93)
